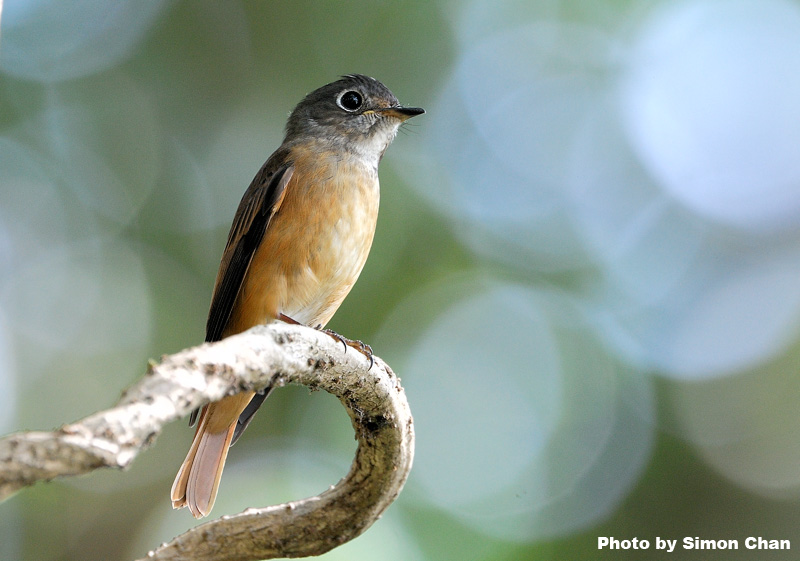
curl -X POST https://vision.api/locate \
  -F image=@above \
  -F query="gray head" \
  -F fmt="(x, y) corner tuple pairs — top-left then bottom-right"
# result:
(284, 75), (424, 162)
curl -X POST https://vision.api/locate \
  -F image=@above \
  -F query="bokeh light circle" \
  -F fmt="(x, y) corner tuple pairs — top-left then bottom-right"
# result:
(569, 96), (800, 380)
(667, 342), (800, 497)
(376, 276), (654, 540)
(0, 0), (168, 83)
(32, 77), (163, 230)
(621, 0), (800, 232)
(415, 21), (617, 272)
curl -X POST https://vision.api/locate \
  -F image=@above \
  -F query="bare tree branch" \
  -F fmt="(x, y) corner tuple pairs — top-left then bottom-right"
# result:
(0, 323), (414, 560)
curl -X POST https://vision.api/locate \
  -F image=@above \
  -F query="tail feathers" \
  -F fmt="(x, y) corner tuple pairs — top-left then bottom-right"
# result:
(171, 420), (236, 518)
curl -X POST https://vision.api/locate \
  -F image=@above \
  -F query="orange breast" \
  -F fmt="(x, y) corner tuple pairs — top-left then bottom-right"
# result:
(223, 142), (380, 336)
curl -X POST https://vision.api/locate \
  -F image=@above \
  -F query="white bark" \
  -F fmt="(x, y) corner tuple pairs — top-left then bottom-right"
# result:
(0, 323), (414, 560)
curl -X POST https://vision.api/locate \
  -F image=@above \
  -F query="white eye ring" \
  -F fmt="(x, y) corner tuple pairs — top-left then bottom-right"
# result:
(336, 90), (364, 112)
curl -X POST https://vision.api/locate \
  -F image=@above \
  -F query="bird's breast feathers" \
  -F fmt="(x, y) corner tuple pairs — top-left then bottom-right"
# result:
(240, 145), (380, 328)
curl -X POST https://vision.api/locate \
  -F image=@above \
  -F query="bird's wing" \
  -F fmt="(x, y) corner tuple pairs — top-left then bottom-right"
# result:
(188, 154), (293, 428)
(205, 156), (294, 343)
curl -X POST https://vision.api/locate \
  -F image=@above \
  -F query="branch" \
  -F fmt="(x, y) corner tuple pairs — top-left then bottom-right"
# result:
(0, 323), (414, 560)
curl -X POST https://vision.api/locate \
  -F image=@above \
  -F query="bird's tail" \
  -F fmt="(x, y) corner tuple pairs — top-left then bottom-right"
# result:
(171, 409), (236, 519)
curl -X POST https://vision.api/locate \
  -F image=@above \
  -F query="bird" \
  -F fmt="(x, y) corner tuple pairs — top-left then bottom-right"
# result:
(170, 74), (424, 518)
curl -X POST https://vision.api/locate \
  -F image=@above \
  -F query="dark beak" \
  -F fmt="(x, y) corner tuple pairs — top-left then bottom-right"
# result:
(380, 106), (425, 121)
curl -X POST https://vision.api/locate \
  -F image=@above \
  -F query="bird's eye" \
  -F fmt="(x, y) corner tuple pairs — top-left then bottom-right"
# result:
(337, 90), (363, 112)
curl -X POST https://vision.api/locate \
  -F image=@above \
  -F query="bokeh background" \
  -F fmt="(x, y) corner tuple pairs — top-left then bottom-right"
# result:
(2, 0), (800, 559)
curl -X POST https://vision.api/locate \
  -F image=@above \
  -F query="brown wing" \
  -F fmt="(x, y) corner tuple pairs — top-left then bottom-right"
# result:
(188, 154), (293, 428)
(205, 154), (294, 343)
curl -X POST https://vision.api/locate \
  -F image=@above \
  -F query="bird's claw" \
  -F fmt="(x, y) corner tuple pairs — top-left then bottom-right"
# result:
(322, 328), (374, 369)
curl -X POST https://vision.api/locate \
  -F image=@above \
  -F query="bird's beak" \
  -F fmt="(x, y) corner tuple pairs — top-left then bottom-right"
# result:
(378, 106), (425, 121)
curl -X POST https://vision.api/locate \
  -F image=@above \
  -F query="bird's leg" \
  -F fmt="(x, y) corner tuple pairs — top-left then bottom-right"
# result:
(278, 313), (302, 326)
(278, 313), (374, 369)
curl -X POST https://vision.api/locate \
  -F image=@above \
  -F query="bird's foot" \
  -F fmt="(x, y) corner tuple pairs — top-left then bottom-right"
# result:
(321, 328), (374, 370)
(279, 314), (374, 369)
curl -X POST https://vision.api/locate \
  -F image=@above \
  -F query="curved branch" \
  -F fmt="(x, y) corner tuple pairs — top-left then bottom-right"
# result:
(0, 323), (414, 560)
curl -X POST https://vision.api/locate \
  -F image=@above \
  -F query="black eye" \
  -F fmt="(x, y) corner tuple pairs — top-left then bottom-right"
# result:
(337, 90), (363, 112)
